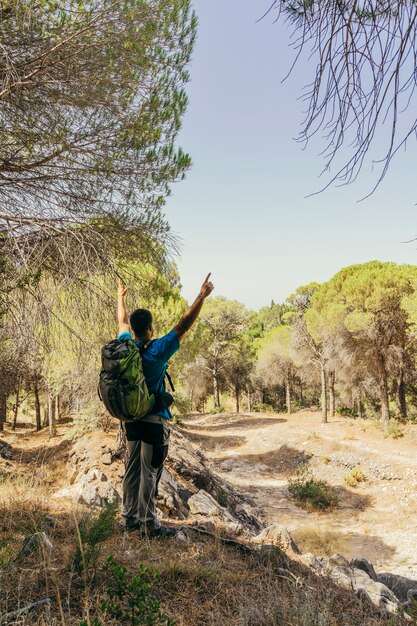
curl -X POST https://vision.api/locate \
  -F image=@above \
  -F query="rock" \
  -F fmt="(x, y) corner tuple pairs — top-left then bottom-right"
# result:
(300, 552), (323, 572)
(101, 453), (112, 465)
(176, 530), (188, 541)
(69, 466), (78, 485)
(20, 532), (53, 557)
(325, 553), (351, 571)
(77, 469), (108, 484)
(253, 524), (300, 555)
(377, 572), (417, 602)
(52, 486), (79, 499)
(188, 489), (243, 534)
(157, 468), (189, 519)
(353, 569), (399, 613)
(188, 490), (225, 516)
(407, 589), (417, 602)
(351, 557), (377, 581)
(78, 480), (121, 507)
(329, 566), (354, 590)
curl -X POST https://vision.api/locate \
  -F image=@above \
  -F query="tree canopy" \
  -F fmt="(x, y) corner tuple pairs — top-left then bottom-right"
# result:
(0, 0), (196, 294)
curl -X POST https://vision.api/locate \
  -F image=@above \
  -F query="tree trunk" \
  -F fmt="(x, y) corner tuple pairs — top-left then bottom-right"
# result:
(48, 395), (57, 437)
(247, 389), (252, 412)
(328, 370), (335, 418)
(213, 373), (220, 409)
(235, 385), (240, 413)
(55, 394), (59, 423)
(299, 378), (303, 405)
(285, 370), (291, 414)
(320, 363), (327, 424)
(34, 383), (41, 431)
(395, 369), (407, 420)
(11, 384), (20, 431)
(376, 352), (390, 430)
(0, 392), (6, 431)
(357, 392), (363, 419)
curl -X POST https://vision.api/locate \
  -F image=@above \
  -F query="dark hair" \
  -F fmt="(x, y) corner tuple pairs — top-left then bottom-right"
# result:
(130, 308), (152, 338)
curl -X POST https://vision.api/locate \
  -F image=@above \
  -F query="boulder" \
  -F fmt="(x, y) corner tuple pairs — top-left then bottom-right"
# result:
(377, 572), (417, 602)
(253, 524), (300, 555)
(187, 489), (243, 534)
(20, 532), (53, 557)
(353, 568), (399, 613)
(157, 468), (189, 519)
(77, 478), (121, 507)
(350, 557), (377, 581)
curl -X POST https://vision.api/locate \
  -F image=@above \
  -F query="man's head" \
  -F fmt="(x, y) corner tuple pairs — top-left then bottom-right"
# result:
(130, 308), (153, 340)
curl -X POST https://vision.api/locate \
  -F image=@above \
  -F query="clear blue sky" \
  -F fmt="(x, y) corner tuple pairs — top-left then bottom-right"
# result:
(165, 0), (417, 310)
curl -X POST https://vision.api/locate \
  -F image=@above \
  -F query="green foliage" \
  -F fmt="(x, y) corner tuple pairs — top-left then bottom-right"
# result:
(251, 402), (275, 413)
(215, 486), (228, 507)
(73, 504), (118, 576)
(336, 406), (358, 418)
(2, 0), (196, 290)
(384, 419), (404, 440)
(80, 556), (175, 626)
(288, 475), (339, 511)
(344, 468), (366, 487)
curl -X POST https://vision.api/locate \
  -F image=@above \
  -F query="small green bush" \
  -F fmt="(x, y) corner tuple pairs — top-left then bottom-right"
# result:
(216, 486), (228, 507)
(344, 468), (366, 487)
(73, 503), (118, 575)
(288, 476), (338, 511)
(251, 403), (275, 413)
(80, 556), (175, 626)
(321, 456), (331, 465)
(336, 406), (358, 418)
(384, 419), (404, 439)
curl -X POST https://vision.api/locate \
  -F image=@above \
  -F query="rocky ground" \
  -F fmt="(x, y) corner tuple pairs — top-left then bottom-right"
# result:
(1, 411), (417, 623)
(180, 411), (417, 580)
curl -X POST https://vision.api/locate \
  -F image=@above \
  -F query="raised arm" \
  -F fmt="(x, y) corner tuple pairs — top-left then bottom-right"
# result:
(117, 282), (130, 335)
(173, 273), (214, 339)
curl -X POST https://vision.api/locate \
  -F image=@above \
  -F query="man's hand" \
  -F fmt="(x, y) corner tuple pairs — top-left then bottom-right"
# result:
(118, 282), (128, 299)
(199, 273), (214, 300)
(174, 273), (214, 339)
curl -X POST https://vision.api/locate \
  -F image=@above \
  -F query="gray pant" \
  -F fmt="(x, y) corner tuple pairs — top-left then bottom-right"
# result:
(122, 417), (169, 526)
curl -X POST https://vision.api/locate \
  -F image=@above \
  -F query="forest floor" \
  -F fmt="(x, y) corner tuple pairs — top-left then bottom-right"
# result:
(181, 410), (417, 580)
(1, 413), (416, 624)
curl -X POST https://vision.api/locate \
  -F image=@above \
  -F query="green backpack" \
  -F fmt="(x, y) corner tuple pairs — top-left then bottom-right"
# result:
(98, 338), (155, 421)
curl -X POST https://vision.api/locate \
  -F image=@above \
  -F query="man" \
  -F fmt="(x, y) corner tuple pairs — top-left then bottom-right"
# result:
(117, 273), (214, 536)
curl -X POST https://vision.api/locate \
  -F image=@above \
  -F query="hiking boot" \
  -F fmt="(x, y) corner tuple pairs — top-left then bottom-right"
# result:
(121, 520), (141, 533)
(140, 521), (176, 539)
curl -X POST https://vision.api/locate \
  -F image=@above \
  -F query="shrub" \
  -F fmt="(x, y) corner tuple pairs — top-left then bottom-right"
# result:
(344, 468), (366, 487)
(335, 406), (358, 418)
(288, 476), (338, 511)
(80, 556), (175, 626)
(251, 403), (275, 414)
(73, 504), (118, 576)
(384, 419), (404, 439)
(216, 486), (228, 507)
(321, 456), (331, 465)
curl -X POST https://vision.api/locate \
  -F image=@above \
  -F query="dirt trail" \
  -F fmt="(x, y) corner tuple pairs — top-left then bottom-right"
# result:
(181, 411), (417, 579)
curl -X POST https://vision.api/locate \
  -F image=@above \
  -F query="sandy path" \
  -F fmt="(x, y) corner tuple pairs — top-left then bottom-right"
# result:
(181, 411), (417, 579)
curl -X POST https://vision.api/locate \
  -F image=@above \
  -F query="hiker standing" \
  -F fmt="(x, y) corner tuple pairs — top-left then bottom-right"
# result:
(117, 273), (214, 536)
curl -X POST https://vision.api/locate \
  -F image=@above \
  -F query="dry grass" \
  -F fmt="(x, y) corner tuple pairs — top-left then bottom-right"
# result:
(0, 482), (409, 626)
(292, 525), (348, 557)
(0, 422), (411, 626)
